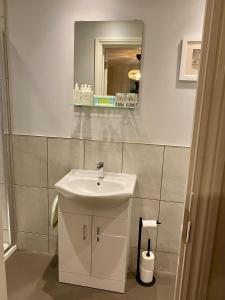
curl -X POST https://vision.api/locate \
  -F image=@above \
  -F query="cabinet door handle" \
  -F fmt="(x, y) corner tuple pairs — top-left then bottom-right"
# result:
(96, 227), (100, 242)
(83, 225), (87, 240)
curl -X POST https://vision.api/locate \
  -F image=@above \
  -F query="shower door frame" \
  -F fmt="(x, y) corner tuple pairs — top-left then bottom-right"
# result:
(0, 30), (16, 254)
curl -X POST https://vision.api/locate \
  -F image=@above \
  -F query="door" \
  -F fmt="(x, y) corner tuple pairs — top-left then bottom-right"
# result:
(175, 0), (225, 298)
(58, 212), (92, 275)
(91, 216), (127, 280)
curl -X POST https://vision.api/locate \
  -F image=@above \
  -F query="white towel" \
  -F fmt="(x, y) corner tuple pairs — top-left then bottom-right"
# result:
(50, 195), (58, 228)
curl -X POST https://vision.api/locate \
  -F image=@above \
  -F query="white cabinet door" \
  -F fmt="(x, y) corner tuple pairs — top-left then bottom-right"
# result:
(59, 212), (92, 276)
(91, 216), (127, 281)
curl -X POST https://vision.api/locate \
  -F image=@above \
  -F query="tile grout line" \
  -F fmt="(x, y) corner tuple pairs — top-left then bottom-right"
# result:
(10, 133), (191, 149)
(130, 246), (178, 256)
(155, 145), (166, 256)
(121, 142), (124, 173)
(13, 184), (185, 204)
(46, 137), (50, 253)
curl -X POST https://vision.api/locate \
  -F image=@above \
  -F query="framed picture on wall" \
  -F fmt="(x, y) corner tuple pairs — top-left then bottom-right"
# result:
(179, 37), (202, 81)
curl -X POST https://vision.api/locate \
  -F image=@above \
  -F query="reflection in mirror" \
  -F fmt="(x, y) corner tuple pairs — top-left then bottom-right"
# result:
(74, 21), (144, 109)
(106, 48), (141, 95)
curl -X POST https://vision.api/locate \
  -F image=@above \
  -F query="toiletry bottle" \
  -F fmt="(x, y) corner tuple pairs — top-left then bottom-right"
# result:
(88, 85), (94, 105)
(80, 84), (84, 105)
(82, 84), (90, 105)
(74, 83), (81, 105)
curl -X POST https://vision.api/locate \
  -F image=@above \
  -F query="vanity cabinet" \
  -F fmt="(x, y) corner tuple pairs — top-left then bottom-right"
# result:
(91, 216), (127, 281)
(58, 213), (92, 275)
(58, 195), (132, 293)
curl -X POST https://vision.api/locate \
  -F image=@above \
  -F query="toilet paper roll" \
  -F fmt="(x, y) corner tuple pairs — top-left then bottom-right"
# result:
(140, 265), (154, 283)
(142, 220), (158, 228)
(141, 251), (155, 270)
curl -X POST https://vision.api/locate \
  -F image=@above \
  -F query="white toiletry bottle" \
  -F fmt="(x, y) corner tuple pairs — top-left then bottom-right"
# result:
(88, 85), (94, 105)
(74, 83), (81, 105)
(82, 84), (89, 105)
(80, 84), (84, 105)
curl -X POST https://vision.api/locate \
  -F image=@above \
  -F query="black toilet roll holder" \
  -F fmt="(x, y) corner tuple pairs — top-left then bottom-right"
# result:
(136, 217), (161, 287)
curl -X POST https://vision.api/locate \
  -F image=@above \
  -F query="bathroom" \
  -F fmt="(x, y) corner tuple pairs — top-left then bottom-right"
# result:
(2, 0), (225, 299)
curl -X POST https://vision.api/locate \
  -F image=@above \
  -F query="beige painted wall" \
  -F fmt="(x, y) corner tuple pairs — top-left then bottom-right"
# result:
(7, 0), (206, 146)
(207, 165), (225, 300)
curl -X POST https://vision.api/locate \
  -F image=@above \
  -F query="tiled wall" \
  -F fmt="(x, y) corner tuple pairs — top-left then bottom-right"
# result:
(12, 135), (190, 274)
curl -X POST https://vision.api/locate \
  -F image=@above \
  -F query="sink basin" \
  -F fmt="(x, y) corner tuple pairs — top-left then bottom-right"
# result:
(55, 169), (136, 201)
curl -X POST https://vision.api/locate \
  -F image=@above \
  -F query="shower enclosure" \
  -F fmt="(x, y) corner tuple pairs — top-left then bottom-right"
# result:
(0, 32), (16, 258)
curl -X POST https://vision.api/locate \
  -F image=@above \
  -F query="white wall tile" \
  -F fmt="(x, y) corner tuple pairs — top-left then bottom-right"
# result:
(48, 137), (84, 188)
(15, 185), (48, 235)
(157, 201), (184, 253)
(131, 198), (159, 250)
(161, 147), (190, 203)
(155, 252), (178, 275)
(85, 140), (123, 172)
(12, 135), (47, 187)
(123, 143), (164, 199)
(17, 232), (48, 253)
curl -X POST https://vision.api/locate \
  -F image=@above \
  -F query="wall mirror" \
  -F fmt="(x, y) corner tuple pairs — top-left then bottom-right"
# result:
(74, 20), (144, 109)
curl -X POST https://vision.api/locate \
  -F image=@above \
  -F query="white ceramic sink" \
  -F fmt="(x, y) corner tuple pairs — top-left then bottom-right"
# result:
(55, 169), (136, 201)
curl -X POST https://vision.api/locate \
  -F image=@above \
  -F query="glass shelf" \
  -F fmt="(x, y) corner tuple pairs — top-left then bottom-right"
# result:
(72, 103), (137, 109)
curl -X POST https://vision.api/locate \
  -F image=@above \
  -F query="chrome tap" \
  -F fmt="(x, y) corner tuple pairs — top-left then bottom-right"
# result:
(96, 161), (104, 179)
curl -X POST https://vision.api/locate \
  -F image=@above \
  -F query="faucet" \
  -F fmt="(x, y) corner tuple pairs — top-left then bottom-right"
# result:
(96, 161), (104, 179)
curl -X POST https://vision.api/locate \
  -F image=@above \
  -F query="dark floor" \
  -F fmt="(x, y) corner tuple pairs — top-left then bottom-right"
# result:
(6, 251), (175, 300)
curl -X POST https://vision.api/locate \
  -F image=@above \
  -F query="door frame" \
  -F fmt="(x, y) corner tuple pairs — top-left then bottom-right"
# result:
(175, 0), (225, 299)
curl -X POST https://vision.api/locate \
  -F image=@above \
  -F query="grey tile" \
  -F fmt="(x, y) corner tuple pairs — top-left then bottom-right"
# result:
(161, 147), (190, 203)
(0, 135), (5, 183)
(49, 236), (58, 255)
(0, 16), (5, 31)
(85, 140), (123, 173)
(157, 201), (184, 253)
(6, 251), (175, 300)
(15, 185), (48, 235)
(48, 189), (58, 237)
(48, 138), (84, 188)
(3, 229), (9, 244)
(123, 143), (164, 199)
(12, 135), (47, 187)
(0, 183), (9, 230)
(131, 198), (159, 250)
(129, 247), (137, 273)
(17, 232), (48, 253)
(155, 252), (178, 275)
(0, 0), (4, 17)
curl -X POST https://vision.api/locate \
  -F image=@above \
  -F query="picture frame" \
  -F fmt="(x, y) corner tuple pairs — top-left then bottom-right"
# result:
(179, 36), (202, 81)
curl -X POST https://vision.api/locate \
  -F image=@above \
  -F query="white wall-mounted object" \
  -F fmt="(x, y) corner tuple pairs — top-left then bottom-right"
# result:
(95, 37), (142, 95)
(56, 169), (136, 293)
(179, 36), (202, 81)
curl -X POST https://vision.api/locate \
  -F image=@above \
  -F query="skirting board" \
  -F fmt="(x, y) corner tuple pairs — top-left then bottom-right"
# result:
(59, 271), (125, 293)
